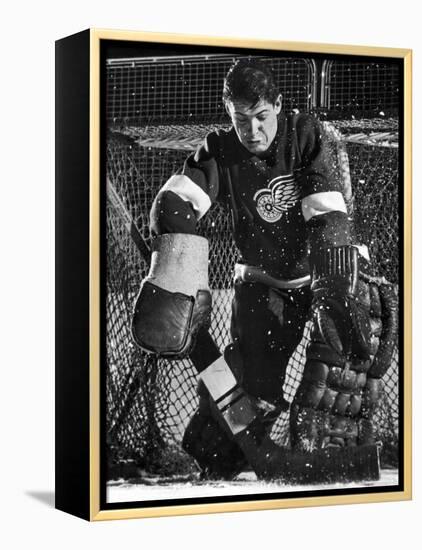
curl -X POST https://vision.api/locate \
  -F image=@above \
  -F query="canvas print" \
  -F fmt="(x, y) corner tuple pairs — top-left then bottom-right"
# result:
(103, 44), (401, 508)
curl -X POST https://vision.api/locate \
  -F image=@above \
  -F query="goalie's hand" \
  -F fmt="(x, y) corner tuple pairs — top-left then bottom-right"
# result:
(313, 292), (372, 359)
(311, 245), (372, 360)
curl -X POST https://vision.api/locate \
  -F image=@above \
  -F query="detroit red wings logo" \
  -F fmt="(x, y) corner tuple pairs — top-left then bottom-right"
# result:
(253, 174), (301, 223)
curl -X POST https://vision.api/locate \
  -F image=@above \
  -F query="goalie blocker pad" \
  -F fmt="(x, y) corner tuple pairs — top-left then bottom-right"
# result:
(132, 234), (212, 357)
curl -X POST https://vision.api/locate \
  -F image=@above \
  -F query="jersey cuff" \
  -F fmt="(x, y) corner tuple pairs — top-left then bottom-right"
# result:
(161, 175), (212, 220)
(301, 191), (347, 222)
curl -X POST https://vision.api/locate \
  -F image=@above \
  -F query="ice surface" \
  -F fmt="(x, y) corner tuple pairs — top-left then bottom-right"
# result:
(107, 469), (399, 504)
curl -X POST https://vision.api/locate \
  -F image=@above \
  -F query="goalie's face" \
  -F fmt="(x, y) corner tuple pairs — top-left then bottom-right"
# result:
(225, 95), (282, 155)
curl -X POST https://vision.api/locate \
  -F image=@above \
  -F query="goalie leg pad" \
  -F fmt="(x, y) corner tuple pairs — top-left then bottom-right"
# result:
(291, 325), (372, 452)
(368, 282), (399, 378)
(291, 274), (396, 452)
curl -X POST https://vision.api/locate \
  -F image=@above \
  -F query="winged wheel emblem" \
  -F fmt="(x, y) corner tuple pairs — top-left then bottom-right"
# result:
(253, 174), (301, 223)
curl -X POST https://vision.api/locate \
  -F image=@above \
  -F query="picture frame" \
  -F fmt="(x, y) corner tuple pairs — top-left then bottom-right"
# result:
(55, 28), (412, 521)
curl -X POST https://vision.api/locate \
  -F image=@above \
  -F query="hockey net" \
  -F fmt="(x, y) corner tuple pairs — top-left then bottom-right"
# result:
(105, 55), (400, 479)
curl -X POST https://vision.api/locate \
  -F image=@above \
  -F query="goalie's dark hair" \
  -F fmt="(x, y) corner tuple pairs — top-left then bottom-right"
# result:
(222, 58), (279, 107)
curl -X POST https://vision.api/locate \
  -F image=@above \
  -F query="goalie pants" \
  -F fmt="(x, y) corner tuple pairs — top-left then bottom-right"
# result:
(230, 281), (312, 405)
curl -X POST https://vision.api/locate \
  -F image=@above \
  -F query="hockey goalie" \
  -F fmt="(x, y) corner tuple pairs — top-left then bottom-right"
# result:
(131, 58), (398, 484)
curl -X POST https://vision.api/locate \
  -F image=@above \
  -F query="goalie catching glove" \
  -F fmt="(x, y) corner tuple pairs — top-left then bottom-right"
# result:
(131, 233), (212, 357)
(310, 245), (372, 360)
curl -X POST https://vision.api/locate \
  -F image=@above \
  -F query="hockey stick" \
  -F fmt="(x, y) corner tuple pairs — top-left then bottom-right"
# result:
(106, 177), (380, 483)
(106, 178), (157, 447)
(106, 178), (152, 264)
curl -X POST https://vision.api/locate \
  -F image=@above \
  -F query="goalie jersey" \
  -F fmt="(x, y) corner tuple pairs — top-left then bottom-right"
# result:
(151, 113), (351, 280)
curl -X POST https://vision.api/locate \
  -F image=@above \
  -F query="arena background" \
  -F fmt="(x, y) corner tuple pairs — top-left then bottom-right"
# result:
(104, 50), (401, 501)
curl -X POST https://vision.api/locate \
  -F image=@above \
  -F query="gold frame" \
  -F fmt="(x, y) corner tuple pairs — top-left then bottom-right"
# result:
(88, 28), (412, 521)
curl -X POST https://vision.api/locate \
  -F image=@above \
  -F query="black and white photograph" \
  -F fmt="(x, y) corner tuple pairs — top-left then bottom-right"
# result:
(4, 0), (421, 542)
(103, 36), (405, 511)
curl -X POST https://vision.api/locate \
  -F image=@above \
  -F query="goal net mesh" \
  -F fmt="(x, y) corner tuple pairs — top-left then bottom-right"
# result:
(105, 55), (400, 477)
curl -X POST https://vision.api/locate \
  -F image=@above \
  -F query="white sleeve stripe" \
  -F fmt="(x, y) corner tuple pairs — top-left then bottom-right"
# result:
(301, 191), (347, 222)
(161, 174), (212, 220)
